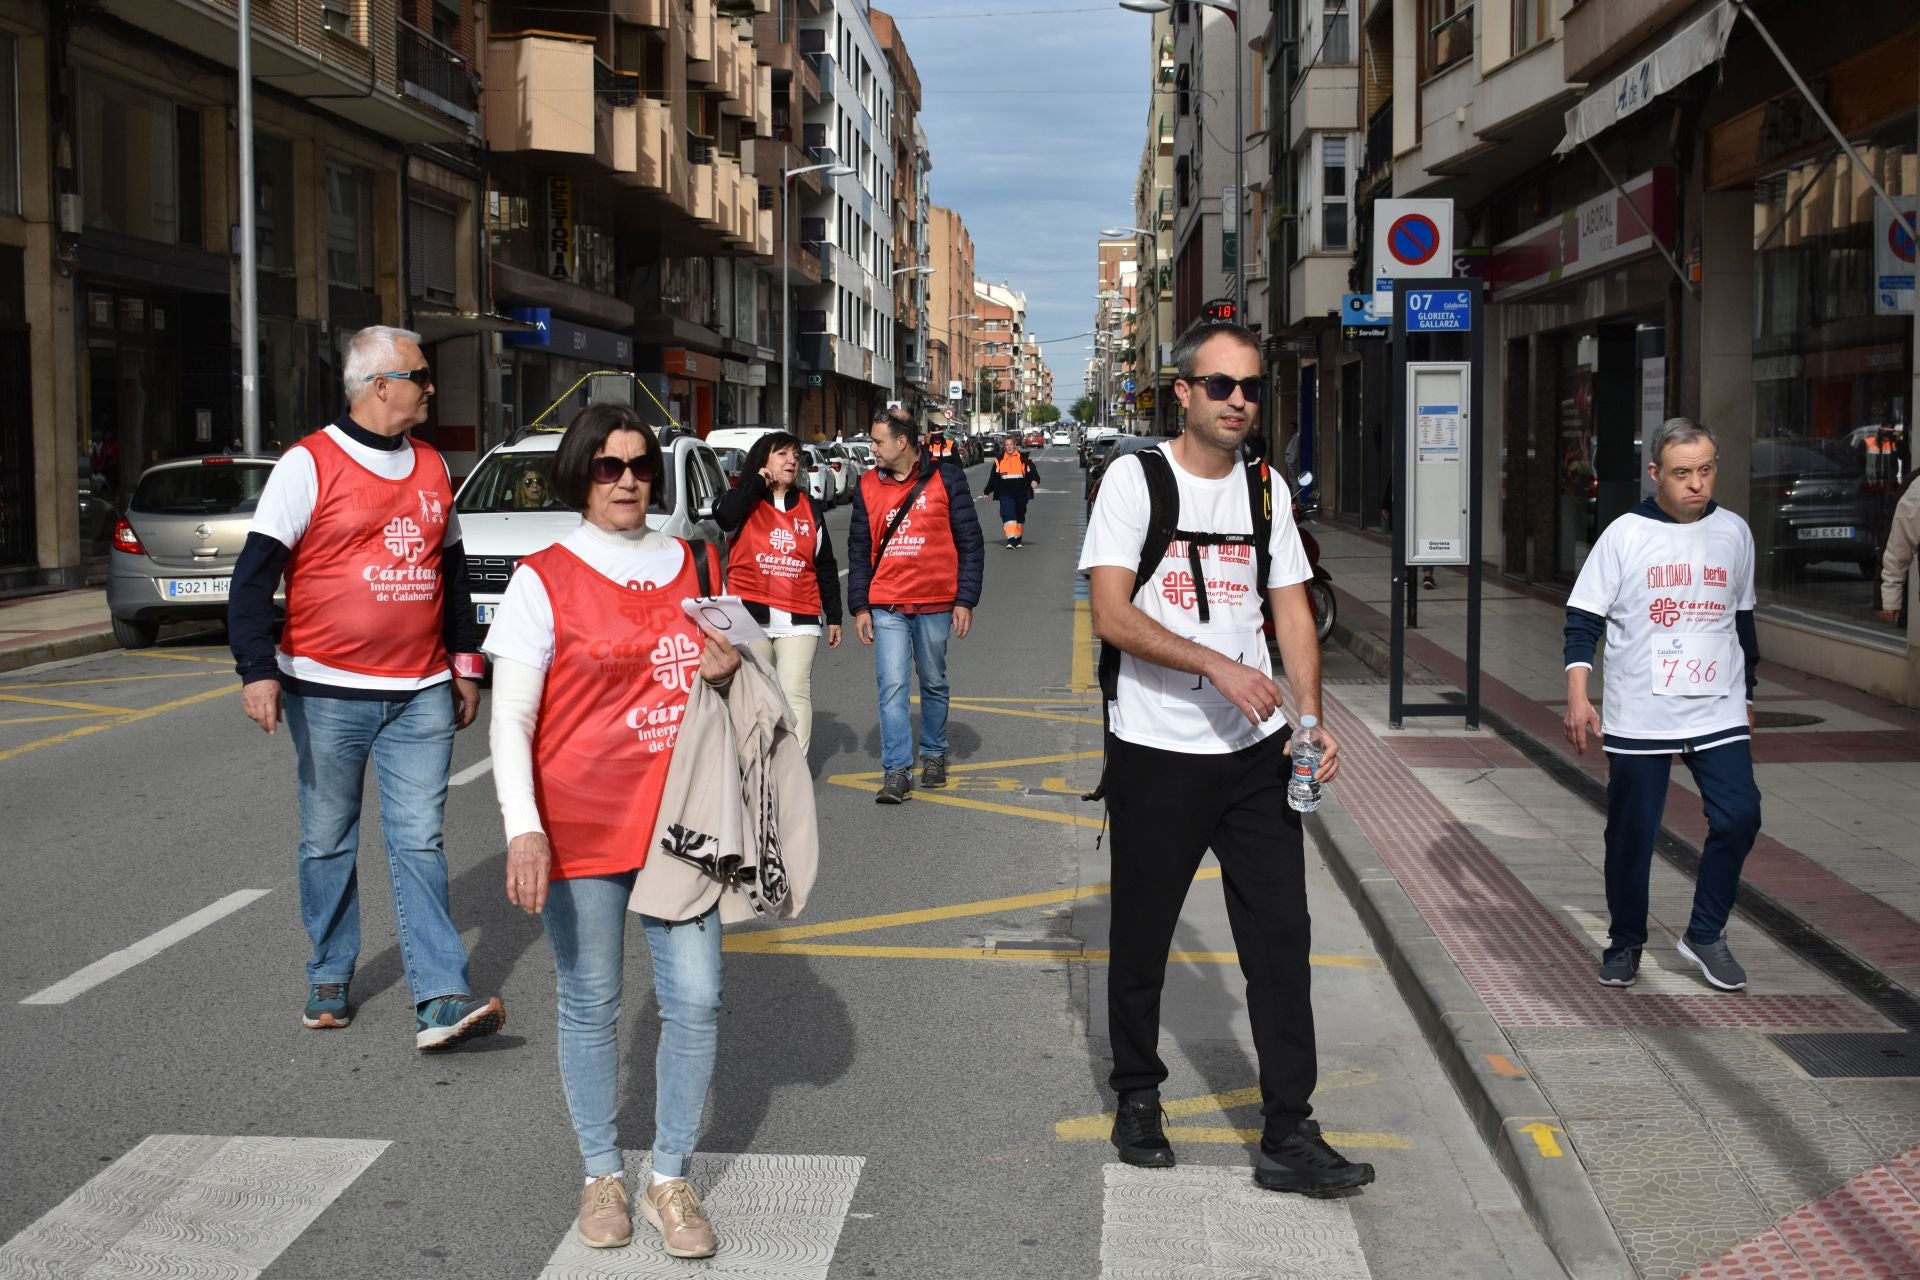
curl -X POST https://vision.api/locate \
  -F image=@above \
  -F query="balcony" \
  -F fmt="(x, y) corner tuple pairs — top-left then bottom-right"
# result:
(486, 33), (596, 155)
(1286, 63), (1359, 152)
(613, 0), (672, 25)
(397, 18), (477, 128)
(903, 361), (931, 386)
(805, 51), (835, 96)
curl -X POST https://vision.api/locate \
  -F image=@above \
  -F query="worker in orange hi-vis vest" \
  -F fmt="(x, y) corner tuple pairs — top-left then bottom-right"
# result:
(982, 435), (1040, 548)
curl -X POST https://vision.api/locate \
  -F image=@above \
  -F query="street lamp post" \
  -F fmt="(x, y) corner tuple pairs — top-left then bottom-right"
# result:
(1119, 0), (1242, 323)
(781, 162), (856, 429)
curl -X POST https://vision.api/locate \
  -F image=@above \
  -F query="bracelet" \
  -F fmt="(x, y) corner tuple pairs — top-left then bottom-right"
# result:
(451, 652), (485, 680)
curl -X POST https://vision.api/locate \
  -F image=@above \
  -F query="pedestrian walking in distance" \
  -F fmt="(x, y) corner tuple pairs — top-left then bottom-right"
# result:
(1080, 322), (1374, 1195)
(227, 325), (503, 1051)
(983, 435), (1040, 548)
(848, 408), (986, 804)
(714, 430), (843, 760)
(484, 405), (744, 1259)
(1565, 416), (1763, 993)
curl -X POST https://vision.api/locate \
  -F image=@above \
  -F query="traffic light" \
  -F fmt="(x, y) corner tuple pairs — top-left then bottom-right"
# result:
(1201, 297), (1238, 324)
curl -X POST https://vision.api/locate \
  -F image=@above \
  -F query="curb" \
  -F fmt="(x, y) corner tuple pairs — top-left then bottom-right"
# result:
(0, 631), (118, 674)
(1309, 794), (1633, 1280)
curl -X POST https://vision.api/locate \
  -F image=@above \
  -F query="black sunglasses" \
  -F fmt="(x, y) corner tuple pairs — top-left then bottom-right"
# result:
(589, 454), (653, 484)
(1182, 373), (1265, 404)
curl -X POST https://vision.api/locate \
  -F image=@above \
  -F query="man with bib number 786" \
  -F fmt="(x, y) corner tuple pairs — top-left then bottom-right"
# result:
(1564, 416), (1763, 993)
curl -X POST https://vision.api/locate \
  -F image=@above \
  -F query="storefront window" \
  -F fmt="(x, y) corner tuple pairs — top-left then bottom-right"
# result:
(1751, 123), (1914, 639)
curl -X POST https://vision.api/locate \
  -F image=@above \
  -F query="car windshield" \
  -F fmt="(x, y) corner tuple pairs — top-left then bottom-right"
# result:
(131, 462), (274, 515)
(457, 452), (566, 513)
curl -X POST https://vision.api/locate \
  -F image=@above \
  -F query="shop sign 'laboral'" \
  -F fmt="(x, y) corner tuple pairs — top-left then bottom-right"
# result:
(1486, 169), (1675, 302)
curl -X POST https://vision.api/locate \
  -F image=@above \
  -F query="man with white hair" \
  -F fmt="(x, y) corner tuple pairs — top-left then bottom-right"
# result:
(1563, 416), (1762, 993)
(228, 325), (504, 1051)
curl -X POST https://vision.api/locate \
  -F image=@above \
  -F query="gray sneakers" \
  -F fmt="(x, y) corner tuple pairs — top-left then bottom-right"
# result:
(1597, 948), (1641, 987)
(1677, 935), (1749, 991)
(875, 769), (914, 804)
(920, 753), (948, 789)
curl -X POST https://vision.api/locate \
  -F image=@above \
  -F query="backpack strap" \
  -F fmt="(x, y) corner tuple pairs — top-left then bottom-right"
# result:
(1246, 459), (1274, 614)
(1096, 449), (1181, 701)
(681, 537), (722, 598)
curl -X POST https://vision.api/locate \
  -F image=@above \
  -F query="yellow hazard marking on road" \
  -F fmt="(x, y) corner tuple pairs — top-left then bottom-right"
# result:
(947, 700), (1103, 726)
(1055, 1072), (1410, 1148)
(1486, 1054), (1527, 1078)
(0, 712), (111, 726)
(0, 684), (239, 764)
(0, 692), (136, 714)
(1517, 1122), (1565, 1157)
(1072, 599), (1094, 692)
(122, 650), (231, 666)
(826, 750), (1108, 829)
(0, 669), (227, 690)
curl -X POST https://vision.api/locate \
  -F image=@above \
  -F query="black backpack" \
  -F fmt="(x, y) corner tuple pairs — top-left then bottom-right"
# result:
(1093, 449), (1276, 702)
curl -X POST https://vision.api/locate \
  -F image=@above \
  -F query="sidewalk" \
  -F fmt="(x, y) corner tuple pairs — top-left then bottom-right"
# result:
(0, 588), (116, 673)
(1307, 522), (1920, 1280)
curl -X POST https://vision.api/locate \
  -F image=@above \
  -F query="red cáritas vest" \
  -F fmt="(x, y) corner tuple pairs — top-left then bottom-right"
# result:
(861, 467), (959, 609)
(725, 491), (823, 615)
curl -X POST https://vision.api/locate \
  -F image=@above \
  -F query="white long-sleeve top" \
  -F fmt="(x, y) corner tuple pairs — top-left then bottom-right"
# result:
(1881, 482), (1920, 614)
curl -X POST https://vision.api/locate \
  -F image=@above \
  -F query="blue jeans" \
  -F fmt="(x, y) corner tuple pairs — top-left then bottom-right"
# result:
(543, 872), (724, 1179)
(871, 606), (952, 773)
(1602, 739), (1763, 962)
(284, 686), (472, 1005)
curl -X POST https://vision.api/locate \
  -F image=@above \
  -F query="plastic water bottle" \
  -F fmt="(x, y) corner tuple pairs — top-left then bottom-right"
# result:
(1287, 716), (1324, 813)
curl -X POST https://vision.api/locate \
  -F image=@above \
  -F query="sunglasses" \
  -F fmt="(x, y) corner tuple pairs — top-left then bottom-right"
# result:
(1182, 373), (1265, 404)
(363, 368), (432, 386)
(589, 454), (653, 484)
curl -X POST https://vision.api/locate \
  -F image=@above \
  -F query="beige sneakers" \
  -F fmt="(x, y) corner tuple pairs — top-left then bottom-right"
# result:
(576, 1175), (633, 1249)
(641, 1178), (718, 1259)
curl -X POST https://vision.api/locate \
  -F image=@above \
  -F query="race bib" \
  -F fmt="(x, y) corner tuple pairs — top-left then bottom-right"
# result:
(1156, 628), (1262, 709)
(1650, 634), (1735, 697)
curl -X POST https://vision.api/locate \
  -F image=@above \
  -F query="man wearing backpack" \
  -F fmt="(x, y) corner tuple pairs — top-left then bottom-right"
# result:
(1079, 323), (1373, 1196)
(849, 408), (986, 804)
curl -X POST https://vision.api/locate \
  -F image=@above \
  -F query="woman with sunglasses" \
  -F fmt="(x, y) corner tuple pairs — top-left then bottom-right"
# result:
(712, 430), (842, 759)
(482, 403), (740, 1259)
(513, 466), (556, 510)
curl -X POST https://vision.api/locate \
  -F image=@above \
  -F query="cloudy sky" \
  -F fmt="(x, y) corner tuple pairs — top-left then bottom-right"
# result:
(881, 2), (1155, 410)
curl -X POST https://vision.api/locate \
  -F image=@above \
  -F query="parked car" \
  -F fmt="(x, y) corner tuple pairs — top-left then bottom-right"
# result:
(106, 455), (279, 649)
(714, 447), (749, 490)
(705, 426), (783, 456)
(1750, 437), (1882, 579)
(821, 441), (863, 493)
(797, 443), (838, 506)
(1085, 434), (1161, 506)
(845, 440), (877, 473)
(456, 428), (728, 637)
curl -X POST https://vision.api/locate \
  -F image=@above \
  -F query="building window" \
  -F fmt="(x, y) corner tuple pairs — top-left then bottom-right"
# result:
(1513, 0), (1548, 53)
(1323, 1), (1351, 66)
(253, 133), (296, 274)
(409, 198), (458, 305)
(1424, 0), (1473, 75)
(79, 73), (180, 242)
(325, 163), (373, 290)
(0, 36), (16, 216)
(1320, 136), (1349, 250)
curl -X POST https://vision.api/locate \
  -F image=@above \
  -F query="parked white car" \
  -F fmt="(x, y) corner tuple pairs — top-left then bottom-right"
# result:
(822, 441), (866, 494)
(454, 428), (728, 636)
(797, 444), (838, 507)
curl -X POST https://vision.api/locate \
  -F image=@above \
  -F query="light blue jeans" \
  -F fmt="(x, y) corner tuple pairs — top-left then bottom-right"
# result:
(543, 871), (724, 1179)
(284, 686), (471, 1005)
(872, 606), (952, 773)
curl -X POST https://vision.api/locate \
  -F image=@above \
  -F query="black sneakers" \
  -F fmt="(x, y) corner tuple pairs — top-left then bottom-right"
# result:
(920, 753), (948, 789)
(875, 769), (914, 804)
(1254, 1119), (1375, 1195)
(1111, 1093), (1175, 1168)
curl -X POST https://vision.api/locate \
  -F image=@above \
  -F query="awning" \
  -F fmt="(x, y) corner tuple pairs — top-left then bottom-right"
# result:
(1555, 1), (1736, 155)
(411, 310), (540, 343)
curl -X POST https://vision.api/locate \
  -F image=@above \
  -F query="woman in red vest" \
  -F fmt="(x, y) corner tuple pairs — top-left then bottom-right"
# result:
(483, 404), (740, 1260)
(715, 430), (842, 759)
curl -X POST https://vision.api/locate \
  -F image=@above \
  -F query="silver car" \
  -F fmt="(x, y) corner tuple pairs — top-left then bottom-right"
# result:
(107, 455), (278, 648)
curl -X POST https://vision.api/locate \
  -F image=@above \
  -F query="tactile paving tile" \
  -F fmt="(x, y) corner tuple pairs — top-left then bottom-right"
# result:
(1682, 1229), (1818, 1279)
(538, 1151), (864, 1279)
(1098, 1164), (1371, 1280)
(1318, 689), (1881, 1030)
(1774, 1163), (1920, 1278)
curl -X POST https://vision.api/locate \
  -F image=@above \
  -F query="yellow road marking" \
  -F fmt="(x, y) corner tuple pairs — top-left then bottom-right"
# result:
(737, 876), (1158, 944)
(1072, 599), (1094, 692)
(0, 670), (226, 690)
(123, 650), (230, 666)
(0, 684), (239, 764)
(947, 701), (1103, 726)
(1518, 1121), (1565, 1158)
(1039, 777), (1085, 795)
(1055, 1073), (1409, 1148)
(723, 937), (1376, 968)
(0, 692), (136, 714)
(931, 696), (1098, 705)
(828, 751), (1109, 830)
(0, 712), (111, 726)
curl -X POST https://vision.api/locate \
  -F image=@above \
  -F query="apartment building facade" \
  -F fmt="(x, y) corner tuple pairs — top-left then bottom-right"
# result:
(869, 8), (931, 418)
(927, 203), (977, 430)
(1132, 11), (1178, 436)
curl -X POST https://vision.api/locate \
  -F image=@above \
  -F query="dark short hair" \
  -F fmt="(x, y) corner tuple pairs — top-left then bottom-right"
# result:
(873, 411), (919, 450)
(743, 430), (800, 477)
(551, 403), (665, 510)
(1172, 322), (1263, 378)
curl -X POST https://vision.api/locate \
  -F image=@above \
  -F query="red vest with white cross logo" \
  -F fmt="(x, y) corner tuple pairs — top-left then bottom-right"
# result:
(860, 467), (960, 609)
(521, 541), (704, 880)
(279, 430), (453, 680)
(726, 491), (823, 614)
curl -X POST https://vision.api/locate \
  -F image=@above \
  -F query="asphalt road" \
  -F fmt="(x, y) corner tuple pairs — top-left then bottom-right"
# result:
(0, 448), (1559, 1279)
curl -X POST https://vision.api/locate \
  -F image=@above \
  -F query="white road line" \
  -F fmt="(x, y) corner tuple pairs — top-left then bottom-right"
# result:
(1100, 1164), (1373, 1280)
(450, 756), (494, 786)
(540, 1151), (864, 1278)
(18, 889), (271, 1005)
(0, 1134), (387, 1279)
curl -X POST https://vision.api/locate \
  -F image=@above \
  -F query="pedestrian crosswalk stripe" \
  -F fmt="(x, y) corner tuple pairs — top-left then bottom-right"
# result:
(539, 1151), (864, 1278)
(0, 1134), (387, 1279)
(18, 889), (272, 1005)
(1100, 1164), (1374, 1279)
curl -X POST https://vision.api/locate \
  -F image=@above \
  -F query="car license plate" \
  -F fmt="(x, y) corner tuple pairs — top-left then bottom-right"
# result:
(1798, 526), (1853, 540)
(163, 577), (230, 599)
(475, 603), (497, 624)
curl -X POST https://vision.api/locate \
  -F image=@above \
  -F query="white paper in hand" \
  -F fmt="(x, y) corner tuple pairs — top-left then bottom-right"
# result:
(681, 595), (768, 645)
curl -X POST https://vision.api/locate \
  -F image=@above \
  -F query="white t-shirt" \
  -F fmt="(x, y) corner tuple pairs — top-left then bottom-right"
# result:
(483, 524), (688, 672)
(251, 424), (464, 691)
(1567, 505), (1756, 744)
(1078, 445), (1312, 754)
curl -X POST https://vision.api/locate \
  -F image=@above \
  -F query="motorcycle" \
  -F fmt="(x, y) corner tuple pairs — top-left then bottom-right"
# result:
(1293, 471), (1337, 645)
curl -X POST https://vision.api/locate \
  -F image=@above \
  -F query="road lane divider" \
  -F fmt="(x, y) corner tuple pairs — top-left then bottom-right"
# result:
(19, 889), (272, 1005)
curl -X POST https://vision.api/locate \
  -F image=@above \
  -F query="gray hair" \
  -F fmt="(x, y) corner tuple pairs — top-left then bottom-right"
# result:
(1647, 416), (1716, 468)
(342, 326), (423, 403)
